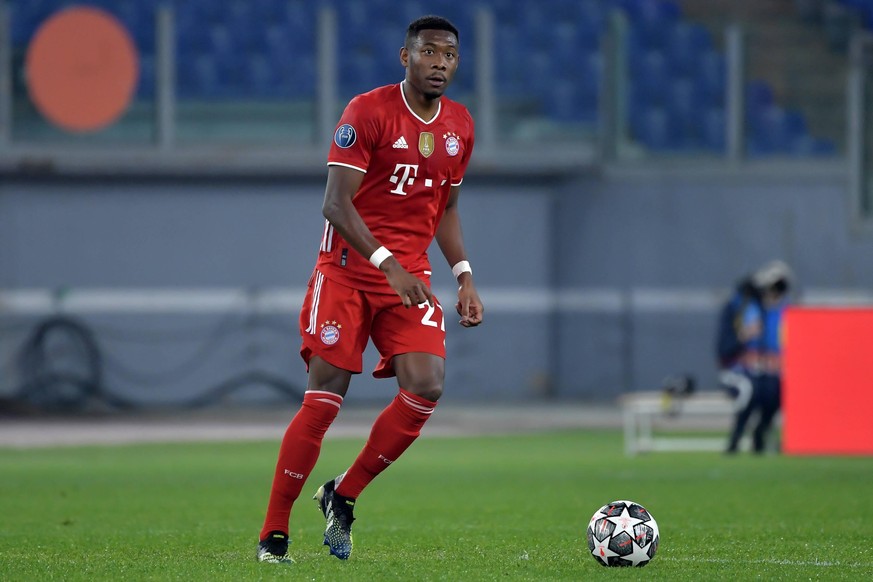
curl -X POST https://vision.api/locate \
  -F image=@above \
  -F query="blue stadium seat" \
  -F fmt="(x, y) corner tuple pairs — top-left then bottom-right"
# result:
(272, 53), (316, 99)
(666, 77), (705, 129)
(747, 105), (807, 155)
(10, 3), (39, 45)
(225, 0), (264, 52)
(630, 50), (671, 104)
(745, 80), (775, 111)
(250, 0), (287, 21)
(176, 4), (212, 54)
(621, 0), (682, 50)
(178, 54), (220, 98)
(495, 24), (527, 96)
(666, 22), (711, 76)
(577, 0), (609, 29)
(839, 0), (873, 28)
(525, 50), (555, 97)
(631, 105), (680, 150)
(541, 53), (601, 124)
(135, 53), (155, 100)
(702, 107), (726, 152)
(113, 0), (155, 53)
(340, 53), (383, 98)
(552, 19), (601, 56)
(516, 3), (554, 47)
(696, 50), (726, 106)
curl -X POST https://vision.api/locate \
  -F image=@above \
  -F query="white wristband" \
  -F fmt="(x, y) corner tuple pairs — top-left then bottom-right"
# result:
(452, 260), (472, 279)
(369, 246), (393, 268)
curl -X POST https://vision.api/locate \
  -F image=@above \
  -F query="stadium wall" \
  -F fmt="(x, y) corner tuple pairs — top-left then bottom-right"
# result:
(1, 162), (870, 407)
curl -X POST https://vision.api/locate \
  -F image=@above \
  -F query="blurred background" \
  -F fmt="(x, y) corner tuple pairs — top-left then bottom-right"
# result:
(1, 0), (872, 415)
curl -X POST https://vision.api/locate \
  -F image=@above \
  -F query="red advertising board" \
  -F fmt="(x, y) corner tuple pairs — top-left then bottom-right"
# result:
(782, 308), (873, 455)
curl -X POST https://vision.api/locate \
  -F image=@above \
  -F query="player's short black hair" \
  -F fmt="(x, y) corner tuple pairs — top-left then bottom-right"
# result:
(405, 15), (459, 48)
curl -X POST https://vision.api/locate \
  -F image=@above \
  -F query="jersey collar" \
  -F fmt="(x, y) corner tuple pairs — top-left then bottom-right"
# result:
(400, 81), (441, 125)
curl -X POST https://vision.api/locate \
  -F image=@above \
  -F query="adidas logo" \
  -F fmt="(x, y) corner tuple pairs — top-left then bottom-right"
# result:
(392, 136), (409, 149)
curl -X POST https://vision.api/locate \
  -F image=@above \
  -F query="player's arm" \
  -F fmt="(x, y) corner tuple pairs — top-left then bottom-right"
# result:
(322, 164), (433, 307)
(435, 185), (483, 327)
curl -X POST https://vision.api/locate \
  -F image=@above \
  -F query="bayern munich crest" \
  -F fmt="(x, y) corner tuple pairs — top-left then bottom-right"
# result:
(444, 132), (460, 156)
(320, 321), (341, 345)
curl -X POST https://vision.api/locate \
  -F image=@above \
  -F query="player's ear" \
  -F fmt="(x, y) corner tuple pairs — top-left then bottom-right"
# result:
(400, 46), (409, 67)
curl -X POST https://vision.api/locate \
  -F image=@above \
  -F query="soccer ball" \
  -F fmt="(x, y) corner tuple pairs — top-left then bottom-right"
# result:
(586, 500), (659, 567)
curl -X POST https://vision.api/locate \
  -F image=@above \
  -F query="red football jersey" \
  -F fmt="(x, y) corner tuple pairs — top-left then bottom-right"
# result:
(316, 82), (475, 293)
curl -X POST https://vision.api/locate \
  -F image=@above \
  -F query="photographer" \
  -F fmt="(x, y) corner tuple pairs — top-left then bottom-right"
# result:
(719, 261), (792, 454)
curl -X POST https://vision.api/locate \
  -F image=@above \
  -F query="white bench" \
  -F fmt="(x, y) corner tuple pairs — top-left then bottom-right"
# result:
(621, 390), (736, 456)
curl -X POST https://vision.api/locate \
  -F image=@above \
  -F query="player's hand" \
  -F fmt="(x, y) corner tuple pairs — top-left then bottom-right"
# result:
(456, 277), (483, 327)
(382, 258), (433, 308)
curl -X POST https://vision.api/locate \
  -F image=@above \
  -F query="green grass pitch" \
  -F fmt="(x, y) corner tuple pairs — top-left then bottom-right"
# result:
(1, 430), (872, 580)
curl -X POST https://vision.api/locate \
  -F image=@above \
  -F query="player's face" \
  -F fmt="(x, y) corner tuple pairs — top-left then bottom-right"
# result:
(401, 29), (459, 99)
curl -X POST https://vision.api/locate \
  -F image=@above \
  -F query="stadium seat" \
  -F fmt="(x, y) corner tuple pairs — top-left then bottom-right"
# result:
(541, 54), (601, 124)
(621, 0), (682, 50)
(666, 22), (711, 76)
(225, 0), (265, 52)
(246, 53), (276, 98)
(340, 53), (383, 98)
(176, 5), (212, 54)
(666, 77), (705, 129)
(577, 0), (609, 30)
(249, 0), (287, 21)
(744, 80), (775, 124)
(630, 50), (671, 104)
(274, 53), (316, 99)
(178, 54), (219, 98)
(136, 53), (155, 99)
(701, 107), (726, 151)
(495, 24), (527, 96)
(631, 105), (680, 150)
(114, 0), (155, 53)
(696, 50), (727, 106)
(747, 105), (807, 155)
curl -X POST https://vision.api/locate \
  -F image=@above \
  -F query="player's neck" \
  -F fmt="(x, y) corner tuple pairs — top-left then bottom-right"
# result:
(401, 81), (440, 122)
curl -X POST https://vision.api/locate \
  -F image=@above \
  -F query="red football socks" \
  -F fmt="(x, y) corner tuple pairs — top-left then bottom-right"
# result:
(259, 390), (342, 540)
(336, 388), (437, 499)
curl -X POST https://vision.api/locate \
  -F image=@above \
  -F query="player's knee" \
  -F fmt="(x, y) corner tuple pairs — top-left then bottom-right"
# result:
(404, 377), (444, 402)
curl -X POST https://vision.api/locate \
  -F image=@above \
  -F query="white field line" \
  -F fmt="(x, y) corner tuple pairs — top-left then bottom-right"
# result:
(661, 556), (870, 568)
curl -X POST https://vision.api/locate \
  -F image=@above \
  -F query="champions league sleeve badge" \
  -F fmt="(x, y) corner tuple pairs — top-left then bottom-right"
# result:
(334, 124), (357, 148)
(444, 131), (460, 156)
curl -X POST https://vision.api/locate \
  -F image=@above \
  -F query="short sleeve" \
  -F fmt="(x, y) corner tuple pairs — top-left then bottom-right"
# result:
(327, 95), (380, 173)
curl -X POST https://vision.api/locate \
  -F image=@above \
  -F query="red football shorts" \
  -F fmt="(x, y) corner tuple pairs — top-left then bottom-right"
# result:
(299, 270), (447, 378)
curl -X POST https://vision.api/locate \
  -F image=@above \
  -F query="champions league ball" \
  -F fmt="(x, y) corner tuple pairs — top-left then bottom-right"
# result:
(586, 500), (659, 567)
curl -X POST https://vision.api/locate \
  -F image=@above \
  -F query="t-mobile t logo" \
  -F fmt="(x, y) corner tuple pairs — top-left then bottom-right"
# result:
(388, 163), (418, 195)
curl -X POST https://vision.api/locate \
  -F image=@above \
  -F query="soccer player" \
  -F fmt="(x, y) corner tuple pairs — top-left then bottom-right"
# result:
(256, 15), (482, 563)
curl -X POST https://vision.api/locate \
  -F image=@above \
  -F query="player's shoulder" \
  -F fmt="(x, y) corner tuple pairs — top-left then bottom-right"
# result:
(441, 95), (474, 129)
(441, 94), (472, 119)
(349, 83), (401, 110)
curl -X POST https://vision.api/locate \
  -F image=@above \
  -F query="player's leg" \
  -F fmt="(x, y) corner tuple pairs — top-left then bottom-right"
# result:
(726, 372), (758, 453)
(752, 374), (781, 453)
(258, 273), (367, 563)
(335, 351), (444, 496)
(314, 352), (442, 561)
(335, 296), (445, 499)
(315, 295), (446, 559)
